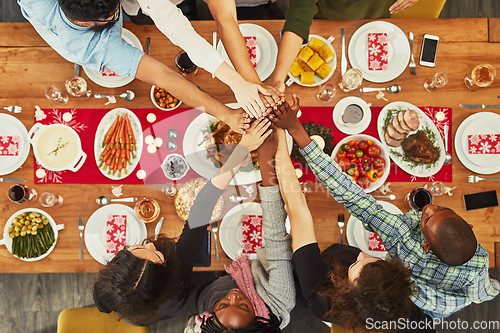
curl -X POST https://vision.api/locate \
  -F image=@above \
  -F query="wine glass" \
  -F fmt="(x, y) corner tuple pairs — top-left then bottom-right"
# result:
(45, 86), (69, 104)
(8, 184), (37, 204)
(464, 64), (496, 90)
(175, 51), (198, 76)
(39, 192), (64, 207)
(161, 183), (178, 198)
(423, 72), (448, 91)
(65, 76), (92, 98)
(424, 182), (447, 196)
(338, 68), (363, 92)
(316, 84), (336, 102)
(404, 188), (433, 211)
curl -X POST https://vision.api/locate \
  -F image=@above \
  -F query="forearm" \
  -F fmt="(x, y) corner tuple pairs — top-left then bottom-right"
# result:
(258, 157), (277, 187)
(211, 144), (249, 189)
(268, 31), (303, 86)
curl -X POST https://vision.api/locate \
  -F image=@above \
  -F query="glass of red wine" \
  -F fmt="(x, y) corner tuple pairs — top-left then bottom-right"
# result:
(404, 187), (433, 211)
(8, 184), (37, 204)
(175, 51), (198, 76)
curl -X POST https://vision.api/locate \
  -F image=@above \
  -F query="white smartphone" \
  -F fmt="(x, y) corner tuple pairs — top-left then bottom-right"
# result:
(419, 34), (439, 67)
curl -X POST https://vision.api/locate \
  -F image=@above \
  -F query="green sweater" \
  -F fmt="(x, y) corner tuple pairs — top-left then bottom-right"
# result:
(283, 0), (396, 41)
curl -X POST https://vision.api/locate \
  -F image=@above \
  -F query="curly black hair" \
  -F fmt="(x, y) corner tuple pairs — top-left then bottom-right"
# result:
(58, 0), (119, 21)
(201, 312), (282, 333)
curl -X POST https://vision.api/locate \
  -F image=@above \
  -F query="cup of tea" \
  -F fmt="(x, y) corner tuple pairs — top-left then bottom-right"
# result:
(135, 197), (160, 223)
(8, 184), (37, 204)
(404, 188), (433, 211)
(175, 51), (198, 76)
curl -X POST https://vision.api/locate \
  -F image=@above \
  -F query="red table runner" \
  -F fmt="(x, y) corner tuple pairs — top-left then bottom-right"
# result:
(292, 106), (452, 183)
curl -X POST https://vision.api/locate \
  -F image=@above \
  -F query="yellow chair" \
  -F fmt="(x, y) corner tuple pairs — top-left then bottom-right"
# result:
(57, 307), (150, 333)
(331, 323), (355, 333)
(390, 0), (447, 19)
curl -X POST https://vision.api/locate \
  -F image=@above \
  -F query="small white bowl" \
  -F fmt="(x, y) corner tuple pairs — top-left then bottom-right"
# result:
(150, 85), (182, 111)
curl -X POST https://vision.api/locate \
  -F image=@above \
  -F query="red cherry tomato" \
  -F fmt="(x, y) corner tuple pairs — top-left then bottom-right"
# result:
(346, 151), (357, 160)
(337, 157), (351, 171)
(356, 176), (371, 189)
(358, 141), (369, 152)
(348, 140), (360, 147)
(368, 145), (381, 158)
(373, 157), (386, 170)
(336, 150), (347, 159)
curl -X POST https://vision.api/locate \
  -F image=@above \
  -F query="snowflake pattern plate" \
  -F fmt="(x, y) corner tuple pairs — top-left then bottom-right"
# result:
(0, 114), (30, 176)
(85, 204), (146, 264)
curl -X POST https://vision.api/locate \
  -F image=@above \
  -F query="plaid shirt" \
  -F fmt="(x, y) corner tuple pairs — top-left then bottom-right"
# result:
(300, 140), (499, 315)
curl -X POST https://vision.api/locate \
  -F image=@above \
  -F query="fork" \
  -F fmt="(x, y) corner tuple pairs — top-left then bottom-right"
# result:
(337, 213), (345, 245)
(210, 221), (220, 262)
(78, 217), (84, 261)
(468, 175), (500, 183)
(408, 32), (416, 75)
(1, 106), (22, 113)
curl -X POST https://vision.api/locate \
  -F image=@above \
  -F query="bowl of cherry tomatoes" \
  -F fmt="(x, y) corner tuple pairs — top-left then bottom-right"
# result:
(331, 134), (390, 193)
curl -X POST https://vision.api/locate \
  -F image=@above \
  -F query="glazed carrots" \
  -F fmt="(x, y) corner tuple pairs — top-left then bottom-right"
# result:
(98, 112), (137, 177)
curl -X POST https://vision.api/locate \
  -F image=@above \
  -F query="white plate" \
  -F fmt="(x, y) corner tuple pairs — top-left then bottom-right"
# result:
(94, 108), (143, 180)
(84, 204), (147, 265)
(377, 101), (445, 177)
(286, 35), (337, 87)
(346, 214), (357, 247)
(83, 28), (143, 88)
(347, 200), (402, 259)
(219, 202), (261, 261)
(217, 23), (278, 81)
(348, 21), (410, 83)
(1, 208), (60, 262)
(0, 114), (30, 176)
(183, 104), (292, 185)
(332, 96), (372, 134)
(331, 134), (390, 193)
(454, 112), (500, 174)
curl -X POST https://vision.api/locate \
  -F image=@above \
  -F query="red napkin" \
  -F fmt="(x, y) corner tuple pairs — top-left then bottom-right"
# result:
(368, 33), (389, 71)
(106, 215), (127, 253)
(102, 67), (118, 76)
(468, 134), (500, 154)
(242, 214), (262, 254)
(0, 136), (19, 156)
(368, 232), (386, 251)
(244, 37), (258, 68)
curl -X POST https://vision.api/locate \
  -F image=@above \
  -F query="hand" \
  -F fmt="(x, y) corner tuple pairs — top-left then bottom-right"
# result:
(257, 129), (278, 163)
(221, 108), (252, 134)
(239, 118), (273, 151)
(231, 81), (271, 119)
(389, 0), (418, 14)
(269, 94), (301, 131)
(263, 76), (286, 96)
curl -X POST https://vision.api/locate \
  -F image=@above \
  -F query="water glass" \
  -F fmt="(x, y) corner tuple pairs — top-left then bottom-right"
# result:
(39, 192), (64, 208)
(464, 64), (496, 90)
(8, 184), (37, 204)
(424, 181), (447, 196)
(423, 72), (448, 91)
(175, 51), (198, 76)
(338, 68), (363, 92)
(316, 84), (336, 102)
(404, 188), (433, 211)
(161, 183), (178, 198)
(65, 76), (92, 98)
(45, 86), (69, 104)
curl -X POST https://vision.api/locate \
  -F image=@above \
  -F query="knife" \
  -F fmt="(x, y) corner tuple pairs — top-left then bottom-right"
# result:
(154, 217), (164, 237)
(341, 28), (347, 75)
(74, 63), (81, 77)
(460, 104), (500, 109)
(0, 177), (25, 182)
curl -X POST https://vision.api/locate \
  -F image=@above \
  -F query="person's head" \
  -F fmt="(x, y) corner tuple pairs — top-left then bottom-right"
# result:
(58, 0), (120, 29)
(420, 204), (477, 266)
(320, 253), (414, 330)
(93, 234), (187, 321)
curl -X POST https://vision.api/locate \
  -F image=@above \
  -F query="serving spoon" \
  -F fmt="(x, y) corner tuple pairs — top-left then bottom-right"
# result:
(443, 124), (452, 165)
(359, 84), (401, 94)
(94, 90), (135, 101)
(96, 195), (138, 206)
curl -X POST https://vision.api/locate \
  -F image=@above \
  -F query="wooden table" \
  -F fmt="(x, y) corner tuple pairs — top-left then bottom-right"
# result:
(0, 18), (499, 273)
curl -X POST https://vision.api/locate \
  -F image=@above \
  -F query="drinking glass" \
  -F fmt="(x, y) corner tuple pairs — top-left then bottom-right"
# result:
(135, 197), (160, 223)
(8, 184), (37, 204)
(45, 86), (69, 104)
(404, 188), (433, 211)
(161, 183), (178, 198)
(39, 192), (64, 208)
(423, 72), (448, 91)
(65, 76), (92, 98)
(338, 68), (363, 92)
(464, 64), (496, 90)
(175, 51), (198, 76)
(316, 84), (336, 102)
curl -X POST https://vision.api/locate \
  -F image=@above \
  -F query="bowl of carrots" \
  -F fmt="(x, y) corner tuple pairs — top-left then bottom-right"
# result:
(151, 85), (182, 111)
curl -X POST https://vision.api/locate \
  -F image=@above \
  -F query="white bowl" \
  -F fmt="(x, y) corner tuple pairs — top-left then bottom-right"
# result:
(150, 85), (182, 111)
(331, 134), (390, 193)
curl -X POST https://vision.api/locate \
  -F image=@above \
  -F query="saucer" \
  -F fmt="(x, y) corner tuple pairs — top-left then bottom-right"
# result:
(333, 96), (371, 134)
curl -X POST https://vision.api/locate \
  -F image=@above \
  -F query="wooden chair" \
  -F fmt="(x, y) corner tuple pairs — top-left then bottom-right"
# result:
(390, 0), (447, 18)
(57, 307), (150, 333)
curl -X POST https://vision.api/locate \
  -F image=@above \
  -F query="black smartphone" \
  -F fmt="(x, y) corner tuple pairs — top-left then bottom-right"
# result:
(194, 230), (211, 267)
(463, 190), (498, 211)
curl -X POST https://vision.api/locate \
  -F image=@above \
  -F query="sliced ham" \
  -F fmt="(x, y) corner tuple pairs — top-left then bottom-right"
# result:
(403, 109), (420, 131)
(384, 131), (404, 147)
(398, 111), (412, 132)
(386, 122), (407, 140)
(391, 116), (409, 135)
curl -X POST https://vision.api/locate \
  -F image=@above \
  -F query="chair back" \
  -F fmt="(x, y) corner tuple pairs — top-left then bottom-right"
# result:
(391, 0), (447, 18)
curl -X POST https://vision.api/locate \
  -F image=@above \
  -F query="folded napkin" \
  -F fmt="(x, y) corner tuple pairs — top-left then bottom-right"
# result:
(468, 134), (500, 154)
(244, 37), (258, 68)
(0, 136), (19, 156)
(368, 232), (386, 251)
(242, 214), (262, 254)
(102, 67), (118, 77)
(106, 215), (127, 253)
(368, 33), (389, 71)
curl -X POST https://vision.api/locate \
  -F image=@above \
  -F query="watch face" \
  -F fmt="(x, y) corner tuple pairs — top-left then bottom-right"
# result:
(161, 154), (189, 180)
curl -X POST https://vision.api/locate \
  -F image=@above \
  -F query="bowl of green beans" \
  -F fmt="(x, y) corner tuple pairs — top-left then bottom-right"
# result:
(0, 208), (61, 261)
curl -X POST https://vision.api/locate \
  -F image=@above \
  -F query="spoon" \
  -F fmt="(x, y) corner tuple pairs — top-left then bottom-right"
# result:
(371, 194), (396, 200)
(443, 124), (452, 165)
(359, 84), (401, 94)
(94, 90), (135, 101)
(96, 195), (138, 206)
(229, 194), (260, 203)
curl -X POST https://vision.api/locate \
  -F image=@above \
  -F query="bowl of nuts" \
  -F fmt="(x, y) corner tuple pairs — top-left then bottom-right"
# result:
(151, 85), (182, 111)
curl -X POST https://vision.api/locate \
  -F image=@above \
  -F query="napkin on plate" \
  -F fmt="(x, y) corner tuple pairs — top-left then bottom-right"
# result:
(102, 67), (118, 77)
(0, 136), (19, 156)
(368, 33), (389, 71)
(106, 215), (127, 253)
(468, 134), (500, 154)
(244, 37), (258, 68)
(368, 232), (386, 251)
(242, 214), (262, 254)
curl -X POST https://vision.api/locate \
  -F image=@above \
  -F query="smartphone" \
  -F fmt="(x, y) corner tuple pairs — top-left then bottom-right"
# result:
(194, 230), (211, 267)
(463, 190), (498, 211)
(419, 34), (440, 67)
